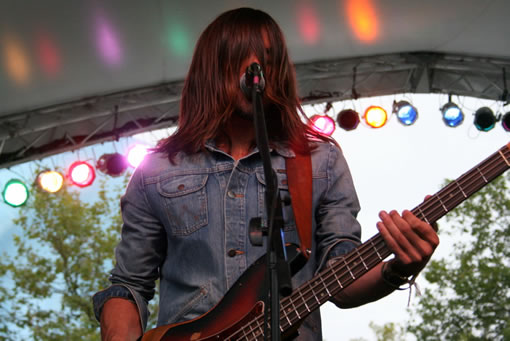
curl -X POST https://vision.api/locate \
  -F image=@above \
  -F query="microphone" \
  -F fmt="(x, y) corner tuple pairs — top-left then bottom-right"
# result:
(240, 62), (265, 99)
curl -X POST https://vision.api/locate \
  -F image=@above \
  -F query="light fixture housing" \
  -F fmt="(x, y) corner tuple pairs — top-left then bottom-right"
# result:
(440, 102), (464, 127)
(393, 100), (418, 126)
(473, 107), (496, 132)
(37, 170), (64, 193)
(68, 161), (95, 188)
(127, 144), (150, 168)
(96, 153), (128, 177)
(364, 106), (387, 128)
(3, 179), (29, 207)
(310, 115), (336, 136)
(336, 109), (360, 131)
(502, 112), (510, 131)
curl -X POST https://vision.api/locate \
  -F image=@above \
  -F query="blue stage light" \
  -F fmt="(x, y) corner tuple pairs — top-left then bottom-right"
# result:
(441, 102), (464, 127)
(393, 100), (418, 126)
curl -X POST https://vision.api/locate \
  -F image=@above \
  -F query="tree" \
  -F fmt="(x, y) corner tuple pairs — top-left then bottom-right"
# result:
(0, 171), (159, 340)
(406, 172), (510, 340)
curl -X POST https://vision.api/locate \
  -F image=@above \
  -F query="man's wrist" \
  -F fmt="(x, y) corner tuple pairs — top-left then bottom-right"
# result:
(381, 261), (412, 289)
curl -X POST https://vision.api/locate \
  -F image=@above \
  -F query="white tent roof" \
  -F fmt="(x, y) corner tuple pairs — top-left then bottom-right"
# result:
(1, 0), (509, 167)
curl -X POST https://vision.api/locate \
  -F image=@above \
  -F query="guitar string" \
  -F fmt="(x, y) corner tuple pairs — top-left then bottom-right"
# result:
(228, 145), (510, 340)
(412, 146), (509, 222)
(414, 147), (509, 223)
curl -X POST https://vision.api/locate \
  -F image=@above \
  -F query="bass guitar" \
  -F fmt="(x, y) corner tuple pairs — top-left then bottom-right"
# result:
(142, 143), (510, 341)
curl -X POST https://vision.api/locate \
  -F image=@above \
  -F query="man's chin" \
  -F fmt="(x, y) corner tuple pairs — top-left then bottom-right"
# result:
(233, 109), (254, 121)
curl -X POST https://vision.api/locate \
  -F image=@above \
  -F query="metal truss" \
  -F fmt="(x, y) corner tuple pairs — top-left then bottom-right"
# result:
(1, 52), (509, 169)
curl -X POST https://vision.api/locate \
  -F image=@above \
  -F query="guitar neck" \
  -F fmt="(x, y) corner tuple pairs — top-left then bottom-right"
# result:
(276, 143), (510, 334)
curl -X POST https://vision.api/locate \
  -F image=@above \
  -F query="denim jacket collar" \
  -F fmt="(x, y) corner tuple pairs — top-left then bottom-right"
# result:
(204, 139), (295, 159)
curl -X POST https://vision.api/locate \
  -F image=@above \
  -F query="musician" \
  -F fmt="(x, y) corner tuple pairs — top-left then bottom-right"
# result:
(93, 7), (439, 341)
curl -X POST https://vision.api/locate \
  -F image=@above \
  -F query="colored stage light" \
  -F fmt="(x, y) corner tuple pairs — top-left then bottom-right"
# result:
(127, 144), (149, 168)
(336, 109), (360, 131)
(68, 161), (95, 187)
(502, 112), (510, 131)
(393, 100), (418, 126)
(96, 153), (128, 176)
(37, 170), (64, 193)
(441, 102), (464, 127)
(3, 179), (29, 207)
(474, 107), (496, 132)
(364, 106), (387, 128)
(310, 115), (336, 136)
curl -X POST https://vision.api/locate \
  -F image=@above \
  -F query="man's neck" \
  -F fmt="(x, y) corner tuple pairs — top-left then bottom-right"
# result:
(217, 115), (256, 161)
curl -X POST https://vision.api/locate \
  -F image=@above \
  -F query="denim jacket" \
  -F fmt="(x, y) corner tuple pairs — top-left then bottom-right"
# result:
(92, 140), (361, 340)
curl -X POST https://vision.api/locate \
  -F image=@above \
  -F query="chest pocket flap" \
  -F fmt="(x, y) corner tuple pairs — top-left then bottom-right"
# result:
(157, 174), (209, 236)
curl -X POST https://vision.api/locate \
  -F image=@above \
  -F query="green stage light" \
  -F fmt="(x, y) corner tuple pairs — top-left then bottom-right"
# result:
(3, 179), (29, 207)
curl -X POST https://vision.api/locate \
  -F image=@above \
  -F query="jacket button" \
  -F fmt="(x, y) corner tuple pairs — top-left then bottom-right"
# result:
(227, 249), (238, 257)
(227, 190), (235, 198)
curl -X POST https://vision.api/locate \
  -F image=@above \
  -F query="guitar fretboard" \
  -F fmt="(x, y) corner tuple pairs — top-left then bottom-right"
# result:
(228, 143), (510, 341)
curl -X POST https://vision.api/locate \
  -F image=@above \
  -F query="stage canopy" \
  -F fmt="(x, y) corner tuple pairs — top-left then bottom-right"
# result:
(1, 0), (509, 168)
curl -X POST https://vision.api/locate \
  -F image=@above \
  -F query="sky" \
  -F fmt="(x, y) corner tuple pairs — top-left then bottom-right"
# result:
(0, 93), (508, 340)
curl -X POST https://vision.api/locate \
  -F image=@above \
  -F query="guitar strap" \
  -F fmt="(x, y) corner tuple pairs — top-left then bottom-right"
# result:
(285, 152), (313, 259)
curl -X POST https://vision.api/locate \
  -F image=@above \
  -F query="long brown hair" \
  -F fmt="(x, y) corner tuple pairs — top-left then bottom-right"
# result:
(155, 7), (331, 160)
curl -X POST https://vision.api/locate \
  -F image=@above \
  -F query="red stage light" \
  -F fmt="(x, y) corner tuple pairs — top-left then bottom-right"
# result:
(68, 161), (95, 187)
(310, 115), (336, 136)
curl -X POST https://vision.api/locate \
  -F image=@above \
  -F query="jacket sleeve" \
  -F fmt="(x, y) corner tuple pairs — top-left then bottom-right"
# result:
(314, 144), (362, 272)
(92, 164), (166, 331)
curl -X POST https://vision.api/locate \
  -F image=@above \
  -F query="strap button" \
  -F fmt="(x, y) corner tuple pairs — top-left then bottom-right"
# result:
(227, 249), (238, 257)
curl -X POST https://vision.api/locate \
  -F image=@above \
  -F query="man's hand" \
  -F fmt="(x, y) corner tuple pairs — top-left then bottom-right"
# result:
(376, 209), (439, 277)
(101, 298), (142, 341)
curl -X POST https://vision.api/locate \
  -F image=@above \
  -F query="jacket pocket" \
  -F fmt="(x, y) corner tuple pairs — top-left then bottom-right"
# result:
(157, 174), (208, 236)
(168, 281), (210, 324)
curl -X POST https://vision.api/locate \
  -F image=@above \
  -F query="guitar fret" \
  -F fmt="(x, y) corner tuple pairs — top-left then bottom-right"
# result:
(319, 275), (332, 297)
(290, 300), (301, 319)
(371, 240), (383, 260)
(332, 269), (344, 288)
(298, 290), (311, 312)
(343, 258), (355, 280)
(454, 180), (467, 198)
(477, 167), (488, 183)
(434, 193), (449, 213)
(499, 150), (510, 166)
(240, 327), (248, 340)
(282, 307), (292, 326)
(310, 282), (321, 305)
(356, 249), (369, 270)
(416, 205), (430, 224)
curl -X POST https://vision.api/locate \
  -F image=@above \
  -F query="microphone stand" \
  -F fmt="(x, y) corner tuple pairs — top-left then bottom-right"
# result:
(249, 69), (292, 341)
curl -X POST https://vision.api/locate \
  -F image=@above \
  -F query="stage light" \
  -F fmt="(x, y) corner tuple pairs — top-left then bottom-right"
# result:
(68, 161), (95, 188)
(310, 115), (336, 136)
(364, 106), (387, 128)
(3, 179), (29, 207)
(502, 112), (510, 131)
(127, 144), (149, 168)
(474, 107), (496, 132)
(393, 100), (418, 126)
(96, 153), (128, 176)
(336, 109), (360, 131)
(441, 102), (464, 127)
(37, 170), (64, 193)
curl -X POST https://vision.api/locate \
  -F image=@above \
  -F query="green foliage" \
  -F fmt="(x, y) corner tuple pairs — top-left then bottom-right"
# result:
(407, 172), (510, 340)
(0, 171), (159, 340)
(368, 321), (406, 341)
